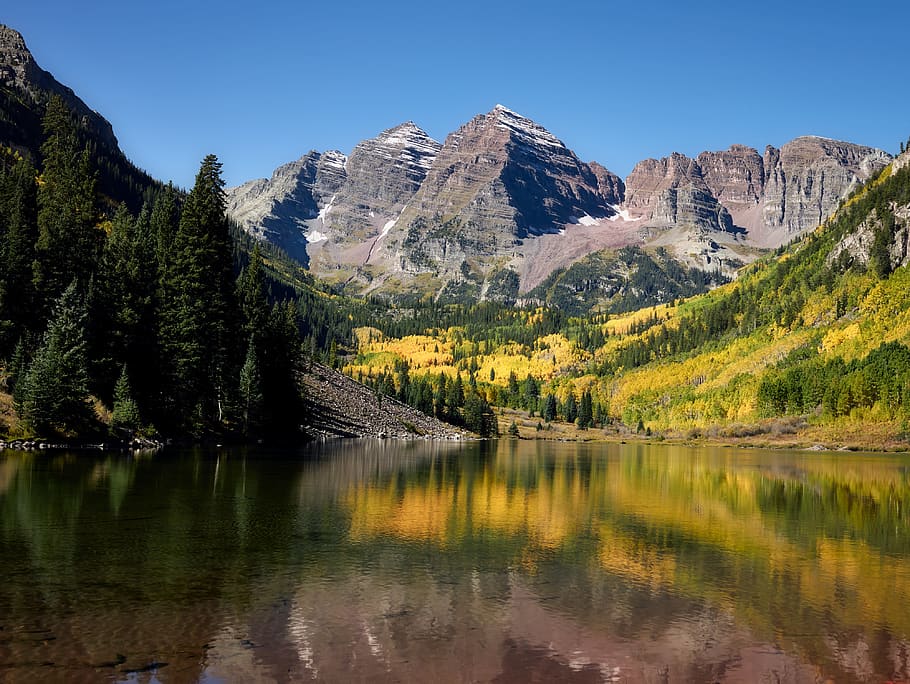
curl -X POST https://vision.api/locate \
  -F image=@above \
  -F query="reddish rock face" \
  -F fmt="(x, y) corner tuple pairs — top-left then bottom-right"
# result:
(624, 153), (733, 233)
(623, 139), (889, 245)
(395, 105), (620, 240)
(697, 145), (766, 206)
(761, 136), (890, 238)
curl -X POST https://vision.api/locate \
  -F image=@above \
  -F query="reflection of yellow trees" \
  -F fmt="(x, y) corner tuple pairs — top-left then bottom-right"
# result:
(345, 444), (910, 637)
(597, 526), (678, 591)
(347, 454), (590, 552)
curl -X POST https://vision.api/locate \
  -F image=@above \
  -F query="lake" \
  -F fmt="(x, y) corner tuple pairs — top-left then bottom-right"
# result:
(1, 440), (909, 683)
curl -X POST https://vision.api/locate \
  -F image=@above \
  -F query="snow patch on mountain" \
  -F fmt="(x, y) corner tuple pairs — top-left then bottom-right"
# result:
(318, 194), (337, 223)
(608, 205), (642, 222)
(492, 104), (565, 150)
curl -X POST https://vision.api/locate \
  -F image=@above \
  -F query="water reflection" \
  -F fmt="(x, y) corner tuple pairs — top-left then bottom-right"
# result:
(0, 442), (909, 682)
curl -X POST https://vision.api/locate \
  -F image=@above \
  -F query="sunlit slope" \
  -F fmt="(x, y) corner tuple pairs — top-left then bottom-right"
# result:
(347, 154), (910, 440)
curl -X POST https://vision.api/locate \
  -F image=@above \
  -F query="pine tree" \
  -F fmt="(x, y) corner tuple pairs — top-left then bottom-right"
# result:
(577, 389), (593, 429)
(435, 373), (448, 419)
(17, 281), (92, 435)
(507, 371), (519, 405)
(91, 203), (160, 409)
(152, 183), (180, 275)
(239, 337), (263, 436)
(158, 155), (238, 431)
(258, 301), (302, 435)
(447, 373), (465, 423)
(543, 394), (557, 422)
(237, 242), (269, 339)
(111, 365), (141, 436)
(565, 392), (578, 424)
(33, 96), (100, 313)
(464, 391), (497, 437)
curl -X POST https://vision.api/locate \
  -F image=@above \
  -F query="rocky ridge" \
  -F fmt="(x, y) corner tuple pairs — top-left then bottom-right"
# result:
(0, 24), (118, 151)
(227, 105), (892, 306)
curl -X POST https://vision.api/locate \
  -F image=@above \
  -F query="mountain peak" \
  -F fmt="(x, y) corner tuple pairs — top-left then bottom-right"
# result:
(0, 24), (38, 85)
(486, 104), (565, 150)
(376, 121), (437, 146)
(0, 24), (27, 51)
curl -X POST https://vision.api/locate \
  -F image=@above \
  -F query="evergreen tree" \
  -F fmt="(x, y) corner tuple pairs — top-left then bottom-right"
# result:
(17, 281), (92, 435)
(237, 242), (269, 339)
(435, 373), (448, 419)
(110, 365), (141, 436)
(577, 389), (593, 429)
(416, 377), (435, 415)
(464, 391), (497, 437)
(543, 394), (557, 422)
(258, 301), (302, 435)
(565, 392), (578, 424)
(507, 371), (519, 405)
(447, 373), (465, 423)
(7, 334), (34, 399)
(33, 96), (100, 313)
(239, 337), (263, 436)
(152, 182), (180, 275)
(158, 155), (238, 431)
(522, 375), (540, 409)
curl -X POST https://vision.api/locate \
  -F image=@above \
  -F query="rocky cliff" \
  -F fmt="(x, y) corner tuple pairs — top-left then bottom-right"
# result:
(0, 25), (157, 212)
(226, 122), (442, 278)
(226, 150), (347, 266)
(757, 137), (891, 246)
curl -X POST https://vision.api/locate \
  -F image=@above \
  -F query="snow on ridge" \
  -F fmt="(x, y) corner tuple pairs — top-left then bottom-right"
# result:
(306, 230), (328, 243)
(356, 123), (441, 172)
(320, 150), (347, 170)
(491, 104), (565, 150)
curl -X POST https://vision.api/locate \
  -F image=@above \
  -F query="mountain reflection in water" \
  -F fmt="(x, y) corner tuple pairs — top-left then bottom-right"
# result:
(1, 440), (909, 682)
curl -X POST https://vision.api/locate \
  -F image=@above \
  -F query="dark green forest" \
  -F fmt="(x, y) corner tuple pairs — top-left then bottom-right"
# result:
(0, 96), (308, 439)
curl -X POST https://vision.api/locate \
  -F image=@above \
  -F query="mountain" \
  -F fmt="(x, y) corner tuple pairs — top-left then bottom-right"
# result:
(228, 105), (630, 300)
(228, 109), (890, 310)
(226, 122), (442, 277)
(0, 25), (157, 210)
(350, 148), (910, 446)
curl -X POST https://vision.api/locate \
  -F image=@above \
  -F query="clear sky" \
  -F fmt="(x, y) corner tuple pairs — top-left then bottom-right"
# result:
(4, 1), (909, 189)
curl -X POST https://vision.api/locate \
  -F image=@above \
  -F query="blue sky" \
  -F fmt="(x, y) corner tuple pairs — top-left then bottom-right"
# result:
(4, 1), (908, 189)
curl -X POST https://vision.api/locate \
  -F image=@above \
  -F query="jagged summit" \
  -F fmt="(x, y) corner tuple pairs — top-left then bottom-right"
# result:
(489, 104), (565, 150)
(369, 121), (440, 172)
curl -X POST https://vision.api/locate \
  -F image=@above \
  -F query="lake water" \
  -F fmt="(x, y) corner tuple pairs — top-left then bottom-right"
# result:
(1, 440), (910, 683)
